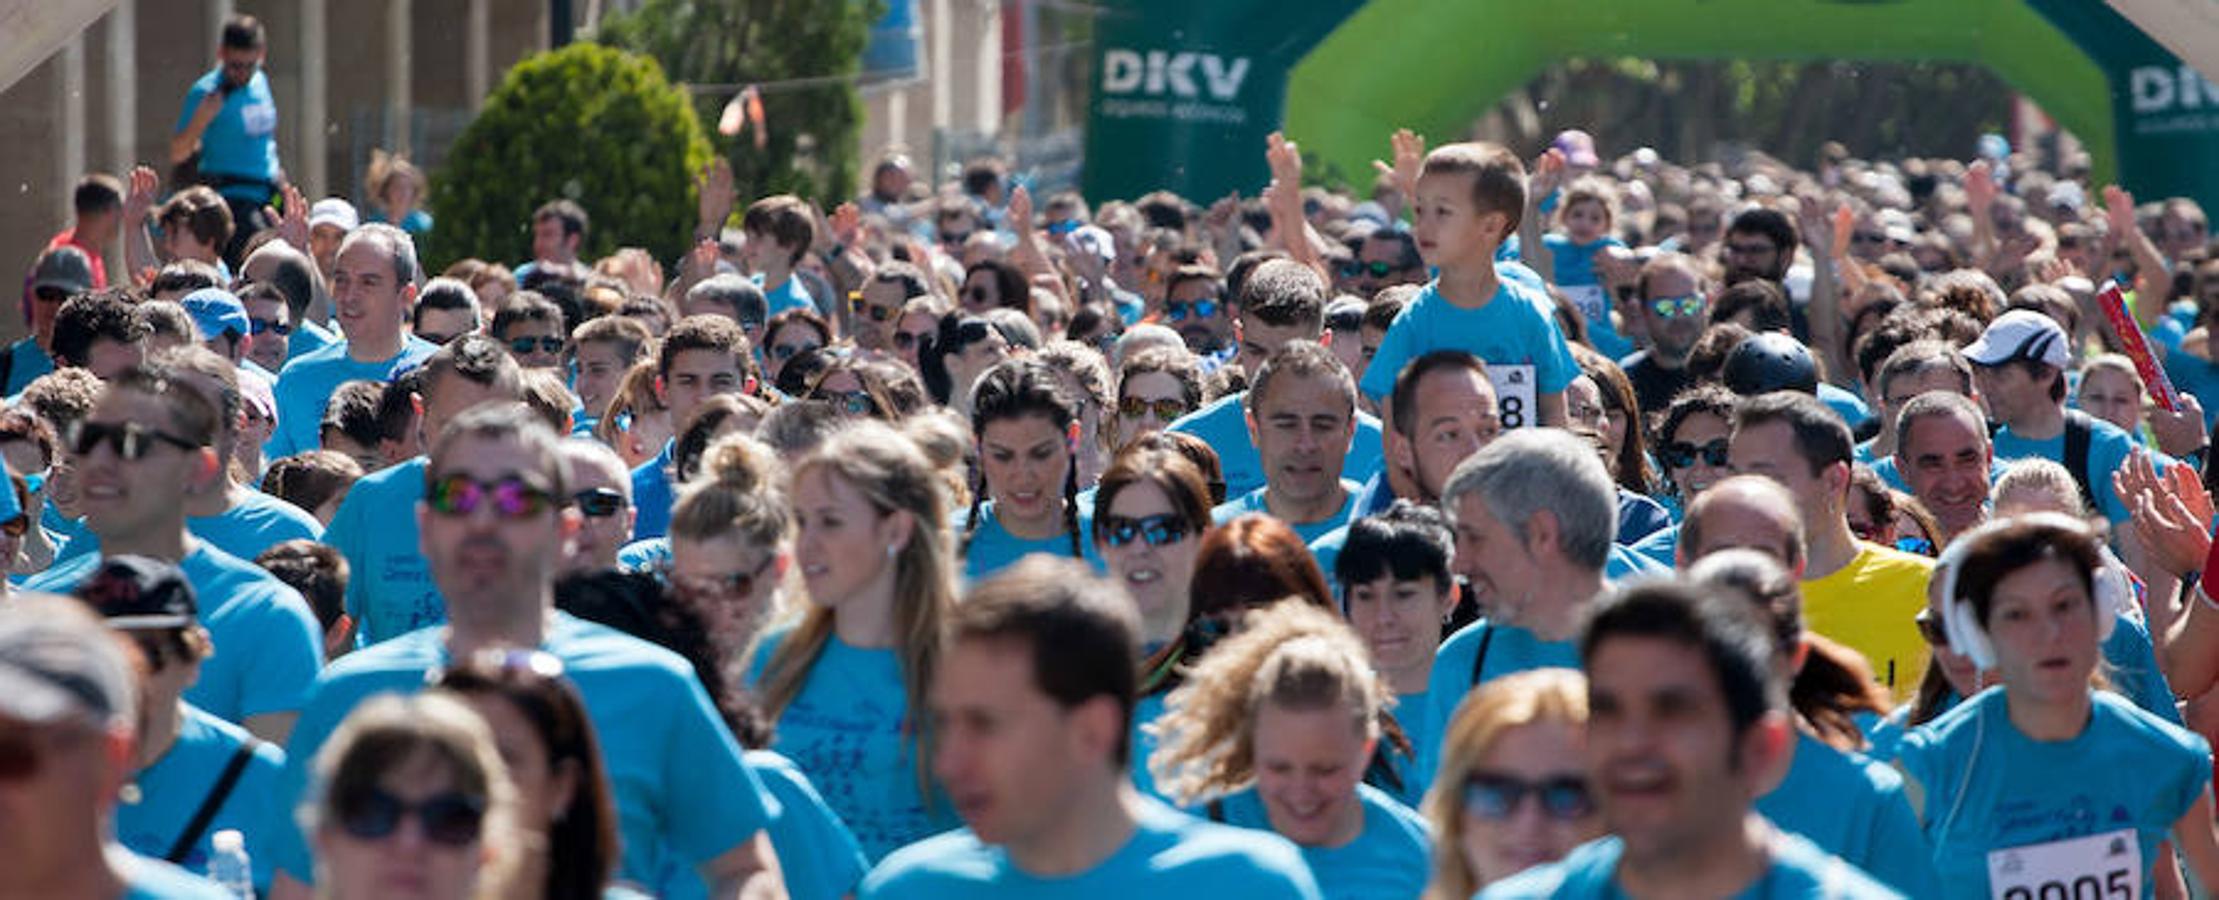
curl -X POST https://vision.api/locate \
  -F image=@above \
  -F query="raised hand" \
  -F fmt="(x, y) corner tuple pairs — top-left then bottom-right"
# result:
(829, 202), (863, 248)
(2150, 392), (2210, 460)
(123, 165), (160, 223)
(2104, 184), (2140, 243)
(1007, 185), (1034, 234)
(1830, 203), (1855, 261)
(1266, 131), (1305, 193)
(1530, 148), (1568, 200)
(265, 182), (310, 252)
(2118, 450), (2214, 576)
(1370, 128), (1426, 202)
(1964, 160), (1997, 216)
(696, 157), (735, 235)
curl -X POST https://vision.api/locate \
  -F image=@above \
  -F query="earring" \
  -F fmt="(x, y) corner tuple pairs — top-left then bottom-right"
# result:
(886, 543), (899, 561)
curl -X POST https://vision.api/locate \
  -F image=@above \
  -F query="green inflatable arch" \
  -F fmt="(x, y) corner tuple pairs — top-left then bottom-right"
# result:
(1285, 0), (2115, 186)
(1080, 0), (2217, 209)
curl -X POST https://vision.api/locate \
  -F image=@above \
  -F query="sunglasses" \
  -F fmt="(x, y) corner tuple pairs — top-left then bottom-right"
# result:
(1119, 396), (1187, 423)
(1464, 773), (1594, 821)
(950, 320), (996, 350)
(250, 317), (292, 336)
(68, 421), (201, 461)
(507, 336), (564, 355)
(850, 294), (899, 323)
(1914, 607), (1948, 648)
(1659, 439), (1730, 469)
(1850, 231), (1888, 246)
(337, 787), (488, 847)
(1165, 298), (1220, 323)
(814, 389), (875, 416)
(1725, 241), (1777, 258)
(962, 286), (996, 306)
(1099, 513), (1191, 548)
(771, 342), (822, 362)
(663, 555), (777, 599)
(893, 330), (931, 351)
(573, 487), (626, 518)
(940, 230), (973, 246)
(426, 473), (557, 520)
(416, 331), (461, 346)
(1649, 295), (1704, 319)
(1338, 260), (1396, 279)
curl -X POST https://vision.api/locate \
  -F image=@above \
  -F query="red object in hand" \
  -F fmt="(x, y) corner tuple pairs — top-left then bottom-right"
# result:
(2098, 279), (2181, 412)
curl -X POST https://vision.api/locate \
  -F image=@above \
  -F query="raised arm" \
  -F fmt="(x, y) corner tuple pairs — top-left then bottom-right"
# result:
(1263, 132), (1329, 284)
(2107, 185), (2176, 330)
(121, 165), (163, 288)
(1520, 149), (1567, 285)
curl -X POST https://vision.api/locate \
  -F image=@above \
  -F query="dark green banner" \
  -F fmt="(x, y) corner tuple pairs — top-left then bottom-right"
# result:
(2027, 0), (2219, 212)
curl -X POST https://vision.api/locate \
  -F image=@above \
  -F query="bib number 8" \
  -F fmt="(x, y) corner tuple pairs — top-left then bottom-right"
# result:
(1500, 396), (1525, 430)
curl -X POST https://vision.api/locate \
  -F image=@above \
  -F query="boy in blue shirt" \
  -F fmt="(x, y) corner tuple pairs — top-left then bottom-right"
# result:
(1168, 259), (1385, 498)
(862, 556), (1321, 899)
(1481, 581), (1899, 898)
(1211, 340), (1362, 547)
(743, 195), (820, 317)
(629, 315), (756, 539)
(1360, 142), (1577, 429)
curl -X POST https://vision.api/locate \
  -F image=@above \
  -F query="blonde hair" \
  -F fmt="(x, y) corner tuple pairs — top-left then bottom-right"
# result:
(305, 693), (520, 899)
(670, 433), (789, 548)
(1421, 669), (1589, 900)
(1991, 457), (2090, 519)
(1148, 599), (1391, 805)
(753, 420), (956, 791)
(899, 407), (974, 515)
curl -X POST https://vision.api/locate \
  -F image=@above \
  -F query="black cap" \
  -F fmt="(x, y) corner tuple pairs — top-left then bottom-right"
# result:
(75, 555), (198, 630)
(1722, 332), (1819, 397)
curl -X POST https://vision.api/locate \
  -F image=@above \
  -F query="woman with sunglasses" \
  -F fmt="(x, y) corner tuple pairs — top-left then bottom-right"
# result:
(1421, 669), (1598, 898)
(305, 692), (519, 900)
(849, 263), (930, 354)
(591, 361), (673, 471)
(958, 258), (1030, 316)
(889, 296), (949, 376)
(1151, 598), (1433, 899)
(1686, 549), (1939, 898)
(1899, 514), (2219, 898)
(958, 357), (1097, 582)
(1093, 444), (1214, 649)
(1108, 347), (1202, 455)
(805, 355), (906, 421)
(660, 434), (790, 651)
(1650, 383), (1739, 521)
(434, 652), (619, 900)
(922, 314), (1011, 416)
(762, 308), (831, 392)
(748, 420), (960, 861)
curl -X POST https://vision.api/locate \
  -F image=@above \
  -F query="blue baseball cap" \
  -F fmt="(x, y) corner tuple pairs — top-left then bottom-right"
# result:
(180, 288), (251, 342)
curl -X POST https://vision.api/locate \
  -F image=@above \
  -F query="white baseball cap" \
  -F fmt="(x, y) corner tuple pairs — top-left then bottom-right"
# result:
(1963, 309), (2071, 368)
(308, 198), (359, 232)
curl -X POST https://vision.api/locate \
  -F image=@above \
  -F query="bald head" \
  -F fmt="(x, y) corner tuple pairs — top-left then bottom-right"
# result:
(1677, 475), (1806, 574)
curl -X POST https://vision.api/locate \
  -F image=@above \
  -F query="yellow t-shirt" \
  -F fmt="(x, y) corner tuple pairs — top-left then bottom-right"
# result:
(1800, 541), (1934, 702)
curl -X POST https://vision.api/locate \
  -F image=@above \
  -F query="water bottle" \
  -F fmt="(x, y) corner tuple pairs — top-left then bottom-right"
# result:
(207, 829), (255, 899)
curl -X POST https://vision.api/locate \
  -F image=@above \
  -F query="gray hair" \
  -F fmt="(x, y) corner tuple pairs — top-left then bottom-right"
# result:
(1891, 390), (1988, 458)
(558, 437), (632, 501)
(1113, 324), (1187, 367)
(337, 222), (420, 286)
(1440, 428), (1615, 570)
(686, 274), (768, 327)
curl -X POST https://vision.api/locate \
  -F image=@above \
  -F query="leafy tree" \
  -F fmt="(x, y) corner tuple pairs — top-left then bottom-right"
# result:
(599, 0), (883, 215)
(427, 43), (712, 270)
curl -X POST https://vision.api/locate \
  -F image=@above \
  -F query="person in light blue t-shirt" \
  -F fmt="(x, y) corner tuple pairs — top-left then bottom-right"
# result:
(755, 421), (967, 861)
(1482, 580), (1902, 900)
(1965, 308), (2164, 525)
(267, 225), (440, 459)
(1209, 341), (1366, 550)
(960, 358), (1100, 583)
(271, 403), (783, 900)
(741, 194), (820, 317)
(1148, 597), (1429, 900)
(1530, 178), (1633, 359)
(1899, 514), (2219, 898)
(1170, 258), (1385, 500)
(862, 554), (1322, 899)
(323, 335), (524, 646)
(1333, 503), (1460, 811)
(629, 315), (756, 540)
(1419, 429), (1619, 792)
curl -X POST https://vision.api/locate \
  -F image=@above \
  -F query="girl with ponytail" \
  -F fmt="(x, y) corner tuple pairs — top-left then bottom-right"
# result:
(958, 357), (1099, 581)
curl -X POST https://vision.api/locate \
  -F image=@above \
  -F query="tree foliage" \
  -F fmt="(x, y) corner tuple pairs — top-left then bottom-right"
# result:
(598, 0), (882, 215)
(427, 43), (711, 270)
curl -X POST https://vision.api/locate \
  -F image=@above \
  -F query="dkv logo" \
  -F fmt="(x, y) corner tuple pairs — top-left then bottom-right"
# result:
(1101, 49), (1251, 101)
(2128, 65), (2219, 136)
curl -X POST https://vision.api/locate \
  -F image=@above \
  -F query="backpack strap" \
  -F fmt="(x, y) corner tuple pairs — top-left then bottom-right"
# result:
(1205, 798), (1226, 823)
(2063, 410), (2098, 512)
(1467, 622), (1498, 688)
(165, 738), (261, 863)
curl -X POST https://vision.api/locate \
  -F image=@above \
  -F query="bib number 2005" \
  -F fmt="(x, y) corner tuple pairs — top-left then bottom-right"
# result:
(1988, 828), (2140, 900)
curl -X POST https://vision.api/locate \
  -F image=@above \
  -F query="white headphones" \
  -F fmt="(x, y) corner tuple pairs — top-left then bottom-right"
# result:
(1935, 512), (2121, 673)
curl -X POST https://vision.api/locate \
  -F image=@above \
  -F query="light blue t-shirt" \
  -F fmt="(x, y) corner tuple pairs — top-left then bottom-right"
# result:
(116, 705), (286, 888)
(1212, 480), (1363, 547)
(749, 749), (870, 900)
(1416, 622), (1582, 804)
(322, 456), (438, 646)
(1630, 522), (1680, 569)
(1539, 233), (1633, 359)
(2163, 350), (2219, 430)
(1388, 689), (1433, 810)
(1479, 831), (1902, 899)
(617, 536), (672, 573)
(630, 441), (677, 541)
(958, 500), (1101, 584)
(1896, 688), (2210, 899)
(1991, 416), (2150, 523)
(1755, 732), (1938, 898)
(269, 613), (778, 899)
(267, 336), (438, 459)
(123, 852), (235, 900)
(175, 69), (280, 200)
(54, 488), (322, 567)
(746, 629), (960, 862)
(23, 544), (321, 724)
(286, 320), (335, 362)
(1203, 783), (1430, 900)
(758, 272), (816, 318)
(2, 337), (53, 395)
(860, 795), (1323, 899)
(1818, 382), (1872, 431)
(1356, 278), (1577, 405)
(1168, 393), (1386, 500)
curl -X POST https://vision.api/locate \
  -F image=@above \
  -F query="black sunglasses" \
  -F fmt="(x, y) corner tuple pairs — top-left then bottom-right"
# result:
(68, 421), (201, 461)
(573, 487), (626, 518)
(1659, 439), (1730, 469)
(661, 555), (777, 599)
(1464, 772), (1594, 821)
(893, 330), (932, 351)
(250, 317), (292, 336)
(1099, 513), (1191, 548)
(850, 293), (899, 323)
(337, 787), (488, 846)
(507, 336), (564, 355)
(772, 341), (823, 362)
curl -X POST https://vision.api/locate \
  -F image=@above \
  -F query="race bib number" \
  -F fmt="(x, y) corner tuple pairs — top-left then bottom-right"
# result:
(1561, 284), (1610, 327)
(1988, 828), (2140, 900)
(1486, 364), (1537, 430)
(242, 101), (277, 137)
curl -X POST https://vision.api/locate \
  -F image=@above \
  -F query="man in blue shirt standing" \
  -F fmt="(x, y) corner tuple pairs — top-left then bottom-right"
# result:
(269, 403), (784, 900)
(169, 15), (283, 264)
(1481, 581), (1899, 898)
(267, 224), (438, 458)
(862, 555), (1321, 899)
(630, 315), (755, 539)
(1966, 308), (2154, 530)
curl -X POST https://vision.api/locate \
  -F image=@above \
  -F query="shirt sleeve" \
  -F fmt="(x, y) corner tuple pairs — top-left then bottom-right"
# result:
(231, 584), (327, 718)
(1528, 302), (1579, 394)
(1863, 772), (1944, 898)
(175, 77), (212, 134)
(1358, 306), (1418, 402)
(658, 668), (781, 864)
